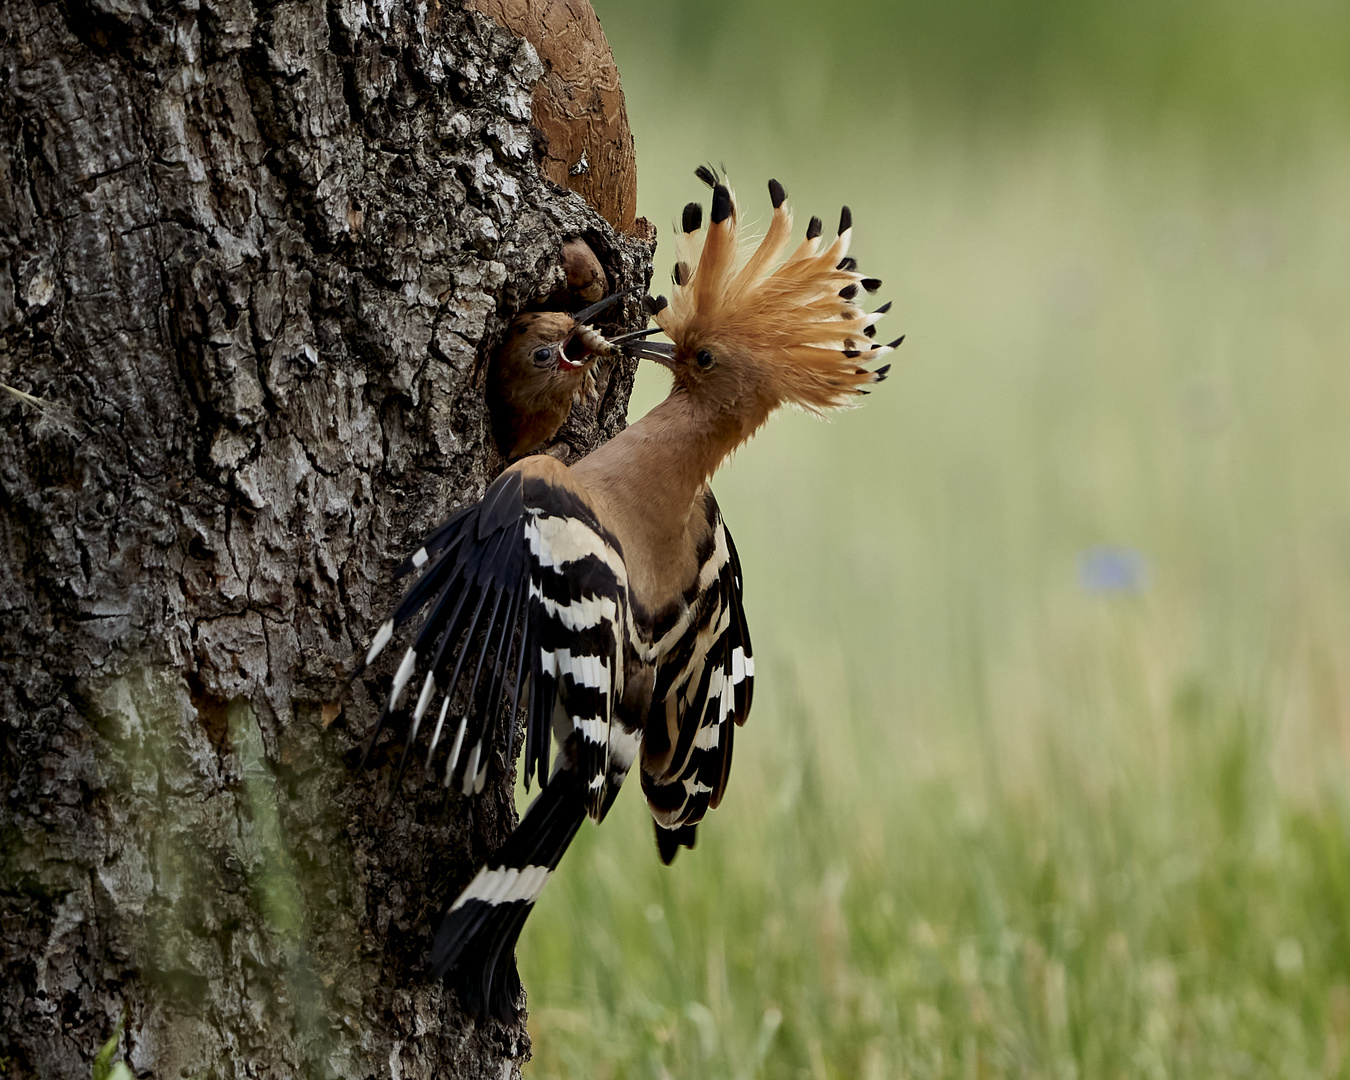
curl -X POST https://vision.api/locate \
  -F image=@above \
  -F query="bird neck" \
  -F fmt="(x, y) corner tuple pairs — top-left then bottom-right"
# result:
(572, 390), (767, 559)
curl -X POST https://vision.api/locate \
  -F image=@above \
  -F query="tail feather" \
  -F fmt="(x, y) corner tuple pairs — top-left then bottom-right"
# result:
(655, 820), (698, 865)
(431, 766), (587, 1020)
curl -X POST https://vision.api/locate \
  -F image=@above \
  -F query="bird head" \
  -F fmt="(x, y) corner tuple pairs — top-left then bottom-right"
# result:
(622, 168), (897, 436)
(509, 311), (595, 377)
(502, 290), (625, 389)
(488, 292), (627, 459)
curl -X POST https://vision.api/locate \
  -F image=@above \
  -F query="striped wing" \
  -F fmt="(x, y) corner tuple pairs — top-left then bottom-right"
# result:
(359, 458), (628, 816)
(640, 493), (754, 862)
(520, 474), (629, 816)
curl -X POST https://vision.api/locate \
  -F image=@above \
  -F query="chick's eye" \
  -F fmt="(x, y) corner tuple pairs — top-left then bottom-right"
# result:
(696, 348), (716, 370)
(532, 346), (555, 364)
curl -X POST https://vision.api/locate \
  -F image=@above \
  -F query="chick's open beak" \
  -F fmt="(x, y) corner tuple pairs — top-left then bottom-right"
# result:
(558, 330), (594, 371)
(555, 289), (637, 371)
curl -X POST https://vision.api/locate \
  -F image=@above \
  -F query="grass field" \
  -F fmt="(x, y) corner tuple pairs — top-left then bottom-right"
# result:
(519, 3), (1350, 1075)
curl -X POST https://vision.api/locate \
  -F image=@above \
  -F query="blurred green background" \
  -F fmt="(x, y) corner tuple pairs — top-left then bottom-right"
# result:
(521, 1), (1350, 1076)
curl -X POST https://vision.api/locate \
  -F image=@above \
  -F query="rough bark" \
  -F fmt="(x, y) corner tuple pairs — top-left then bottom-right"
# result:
(0, 0), (651, 1075)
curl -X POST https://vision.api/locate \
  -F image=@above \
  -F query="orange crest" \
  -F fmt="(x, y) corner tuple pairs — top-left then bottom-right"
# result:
(653, 168), (898, 413)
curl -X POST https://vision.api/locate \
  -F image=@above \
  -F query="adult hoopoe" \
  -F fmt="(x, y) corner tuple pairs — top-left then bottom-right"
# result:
(356, 167), (900, 1020)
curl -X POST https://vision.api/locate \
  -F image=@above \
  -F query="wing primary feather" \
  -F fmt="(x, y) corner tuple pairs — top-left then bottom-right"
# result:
(413, 571), (474, 668)
(523, 624), (540, 792)
(416, 527), (514, 768)
(392, 534), (470, 626)
(716, 714), (737, 807)
(415, 526), (508, 660)
(461, 739), (482, 796)
(393, 672), (436, 788)
(465, 585), (506, 712)
(445, 714), (469, 786)
(537, 686), (552, 790)
(526, 586), (559, 791)
(415, 585), (480, 761)
(477, 471), (525, 538)
(427, 696), (453, 771)
(392, 506), (472, 579)
(705, 630), (734, 809)
(424, 585), (491, 768)
(484, 562), (526, 756)
(505, 571), (532, 767)
(725, 528), (755, 721)
(460, 584), (506, 767)
(363, 619), (395, 668)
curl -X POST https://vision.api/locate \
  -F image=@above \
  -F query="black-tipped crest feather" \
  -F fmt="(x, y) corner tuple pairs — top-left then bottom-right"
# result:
(654, 171), (901, 415)
(360, 166), (895, 1029)
(710, 185), (733, 225)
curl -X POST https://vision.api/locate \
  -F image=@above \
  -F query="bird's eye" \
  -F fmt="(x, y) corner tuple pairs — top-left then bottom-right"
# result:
(696, 348), (716, 370)
(532, 346), (555, 365)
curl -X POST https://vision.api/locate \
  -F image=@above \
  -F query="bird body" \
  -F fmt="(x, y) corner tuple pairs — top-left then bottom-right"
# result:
(359, 171), (899, 1020)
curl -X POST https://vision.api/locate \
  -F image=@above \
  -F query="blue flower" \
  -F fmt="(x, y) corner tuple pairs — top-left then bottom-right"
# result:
(1079, 546), (1149, 594)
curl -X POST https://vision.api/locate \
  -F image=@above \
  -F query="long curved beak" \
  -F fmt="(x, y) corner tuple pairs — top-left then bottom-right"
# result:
(626, 345), (676, 367)
(571, 292), (675, 365)
(607, 325), (675, 367)
(607, 326), (664, 345)
(571, 289), (633, 325)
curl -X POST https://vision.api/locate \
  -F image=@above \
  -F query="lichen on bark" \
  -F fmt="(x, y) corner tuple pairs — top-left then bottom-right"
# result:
(0, 0), (651, 1074)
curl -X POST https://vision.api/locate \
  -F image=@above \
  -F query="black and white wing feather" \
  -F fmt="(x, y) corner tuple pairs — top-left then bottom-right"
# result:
(358, 458), (629, 817)
(518, 470), (630, 816)
(640, 491), (755, 862)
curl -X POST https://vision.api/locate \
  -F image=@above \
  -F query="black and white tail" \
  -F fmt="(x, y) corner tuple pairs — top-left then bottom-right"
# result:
(430, 764), (588, 1021)
(641, 494), (754, 863)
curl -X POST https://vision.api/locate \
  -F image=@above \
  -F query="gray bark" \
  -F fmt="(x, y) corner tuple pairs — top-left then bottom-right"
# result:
(0, 0), (651, 1074)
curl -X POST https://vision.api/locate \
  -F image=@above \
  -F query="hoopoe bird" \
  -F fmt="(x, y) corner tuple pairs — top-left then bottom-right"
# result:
(486, 291), (626, 460)
(357, 167), (900, 1020)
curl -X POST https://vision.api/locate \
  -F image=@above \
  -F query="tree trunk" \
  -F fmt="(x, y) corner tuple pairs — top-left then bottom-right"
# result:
(0, 0), (650, 1073)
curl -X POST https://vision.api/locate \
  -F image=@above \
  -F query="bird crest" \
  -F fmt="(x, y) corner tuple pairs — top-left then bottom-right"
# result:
(635, 166), (898, 414)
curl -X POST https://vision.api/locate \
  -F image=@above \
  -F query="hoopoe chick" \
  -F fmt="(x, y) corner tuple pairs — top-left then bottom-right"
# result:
(558, 237), (607, 305)
(354, 168), (899, 1022)
(486, 292), (624, 460)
